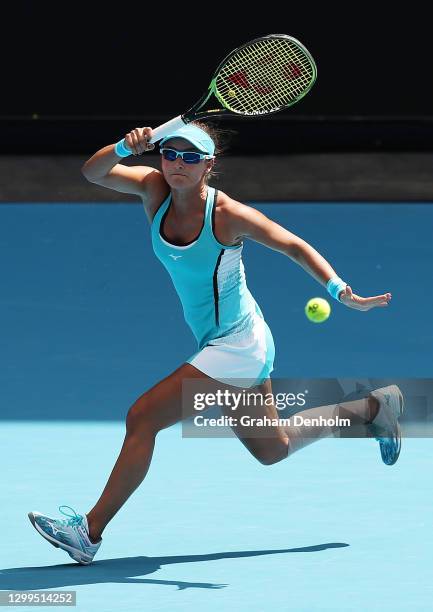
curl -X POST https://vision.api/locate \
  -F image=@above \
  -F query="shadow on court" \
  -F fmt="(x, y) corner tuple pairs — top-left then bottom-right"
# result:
(0, 543), (348, 591)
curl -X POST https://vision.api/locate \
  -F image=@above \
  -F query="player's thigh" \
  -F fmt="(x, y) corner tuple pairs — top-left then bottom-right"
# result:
(126, 363), (229, 434)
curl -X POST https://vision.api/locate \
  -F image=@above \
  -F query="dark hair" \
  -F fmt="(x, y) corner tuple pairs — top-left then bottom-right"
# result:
(191, 120), (237, 182)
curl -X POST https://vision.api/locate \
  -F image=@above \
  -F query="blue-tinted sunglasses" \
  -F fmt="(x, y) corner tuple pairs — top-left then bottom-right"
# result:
(160, 148), (214, 164)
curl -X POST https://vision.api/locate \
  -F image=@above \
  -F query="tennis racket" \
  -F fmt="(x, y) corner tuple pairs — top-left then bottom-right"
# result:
(149, 33), (317, 143)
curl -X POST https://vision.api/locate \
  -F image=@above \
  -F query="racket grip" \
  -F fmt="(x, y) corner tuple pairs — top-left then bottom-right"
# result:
(149, 115), (187, 143)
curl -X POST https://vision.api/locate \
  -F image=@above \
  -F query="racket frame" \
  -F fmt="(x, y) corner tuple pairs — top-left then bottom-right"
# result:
(150, 34), (317, 143)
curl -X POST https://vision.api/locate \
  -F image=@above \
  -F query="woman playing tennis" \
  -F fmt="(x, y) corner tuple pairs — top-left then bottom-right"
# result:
(28, 122), (404, 564)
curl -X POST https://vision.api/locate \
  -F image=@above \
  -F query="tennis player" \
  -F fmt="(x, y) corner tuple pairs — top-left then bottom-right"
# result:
(28, 122), (404, 565)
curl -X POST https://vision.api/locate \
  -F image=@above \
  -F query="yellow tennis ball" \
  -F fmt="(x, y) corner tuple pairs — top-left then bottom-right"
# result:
(305, 297), (331, 323)
(228, 89), (237, 97)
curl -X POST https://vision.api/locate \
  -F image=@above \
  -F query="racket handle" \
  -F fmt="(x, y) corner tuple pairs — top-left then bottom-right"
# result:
(149, 115), (188, 144)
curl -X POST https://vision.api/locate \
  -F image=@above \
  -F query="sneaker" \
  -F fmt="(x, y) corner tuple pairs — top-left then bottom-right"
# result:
(368, 385), (404, 466)
(28, 505), (102, 565)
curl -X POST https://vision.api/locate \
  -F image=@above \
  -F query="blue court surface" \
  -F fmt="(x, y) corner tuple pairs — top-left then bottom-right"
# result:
(1, 202), (432, 611)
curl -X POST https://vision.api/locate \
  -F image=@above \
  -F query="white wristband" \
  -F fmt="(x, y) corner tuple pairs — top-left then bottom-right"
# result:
(114, 138), (132, 157)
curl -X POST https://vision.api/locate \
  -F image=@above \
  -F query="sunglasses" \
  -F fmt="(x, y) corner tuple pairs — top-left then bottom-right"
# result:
(160, 148), (214, 164)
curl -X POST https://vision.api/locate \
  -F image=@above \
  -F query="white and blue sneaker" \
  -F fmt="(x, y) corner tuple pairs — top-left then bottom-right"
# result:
(28, 505), (102, 565)
(368, 385), (404, 466)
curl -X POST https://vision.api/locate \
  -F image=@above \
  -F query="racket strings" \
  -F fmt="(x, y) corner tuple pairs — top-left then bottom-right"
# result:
(215, 38), (315, 115)
(225, 40), (312, 109)
(237, 42), (310, 104)
(248, 40), (312, 95)
(228, 40), (311, 106)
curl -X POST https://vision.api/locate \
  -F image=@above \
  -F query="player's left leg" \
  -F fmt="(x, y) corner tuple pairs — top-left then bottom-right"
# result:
(222, 378), (386, 464)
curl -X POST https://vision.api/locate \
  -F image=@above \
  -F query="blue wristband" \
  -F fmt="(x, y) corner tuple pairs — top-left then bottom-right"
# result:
(114, 138), (132, 157)
(327, 276), (347, 302)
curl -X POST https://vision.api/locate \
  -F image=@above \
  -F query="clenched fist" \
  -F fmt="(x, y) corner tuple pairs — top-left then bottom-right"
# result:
(124, 127), (155, 155)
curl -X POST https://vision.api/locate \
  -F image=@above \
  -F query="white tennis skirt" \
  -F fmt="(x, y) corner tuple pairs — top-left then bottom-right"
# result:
(187, 314), (275, 388)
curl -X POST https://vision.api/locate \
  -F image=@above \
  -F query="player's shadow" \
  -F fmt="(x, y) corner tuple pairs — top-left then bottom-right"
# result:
(0, 543), (348, 592)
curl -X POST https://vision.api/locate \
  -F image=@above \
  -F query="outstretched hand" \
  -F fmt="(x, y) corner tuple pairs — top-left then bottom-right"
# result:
(339, 285), (392, 311)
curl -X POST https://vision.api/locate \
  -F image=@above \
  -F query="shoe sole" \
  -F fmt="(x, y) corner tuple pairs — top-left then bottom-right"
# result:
(377, 385), (404, 466)
(380, 421), (401, 465)
(28, 512), (93, 565)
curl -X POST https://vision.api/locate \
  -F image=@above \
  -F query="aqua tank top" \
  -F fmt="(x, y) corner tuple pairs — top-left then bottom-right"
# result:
(151, 186), (263, 349)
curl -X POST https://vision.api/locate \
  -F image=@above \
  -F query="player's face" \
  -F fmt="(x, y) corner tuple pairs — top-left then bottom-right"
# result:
(160, 138), (213, 187)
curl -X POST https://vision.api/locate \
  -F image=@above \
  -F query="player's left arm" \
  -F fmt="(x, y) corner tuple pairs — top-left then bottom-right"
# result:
(225, 201), (392, 311)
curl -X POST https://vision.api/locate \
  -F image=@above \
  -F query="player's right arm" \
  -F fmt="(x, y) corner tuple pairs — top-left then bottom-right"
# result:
(81, 127), (168, 219)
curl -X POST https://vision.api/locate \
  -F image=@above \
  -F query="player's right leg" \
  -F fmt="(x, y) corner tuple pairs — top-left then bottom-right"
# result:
(28, 362), (218, 564)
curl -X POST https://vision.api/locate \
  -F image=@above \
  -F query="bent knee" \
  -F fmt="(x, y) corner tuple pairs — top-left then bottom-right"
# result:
(253, 441), (289, 466)
(126, 397), (160, 435)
